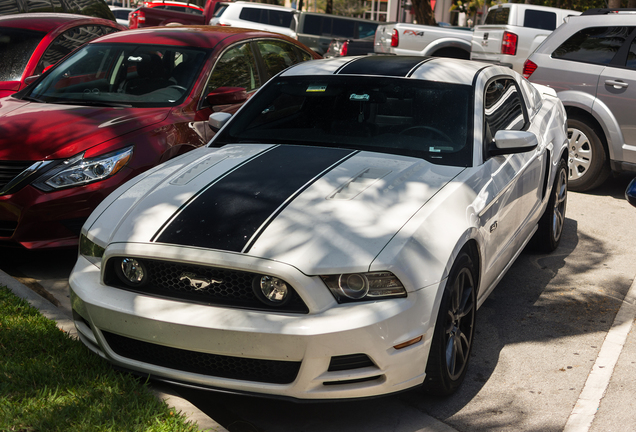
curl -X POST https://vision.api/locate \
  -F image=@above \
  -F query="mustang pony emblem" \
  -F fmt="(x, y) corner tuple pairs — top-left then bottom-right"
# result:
(179, 272), (222, 290)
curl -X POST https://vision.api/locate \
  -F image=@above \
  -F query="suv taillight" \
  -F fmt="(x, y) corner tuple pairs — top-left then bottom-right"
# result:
(391, 29), (399, 47)
(339, 41), (349, 56)
(501, 31), (517, 56)
(523, 59), (537, 79)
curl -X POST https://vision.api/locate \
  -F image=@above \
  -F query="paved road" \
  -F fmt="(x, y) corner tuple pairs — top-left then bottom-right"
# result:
(1, 174), (635, 432)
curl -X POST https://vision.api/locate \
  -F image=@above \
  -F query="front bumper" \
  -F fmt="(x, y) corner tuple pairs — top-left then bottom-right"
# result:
(69, 251), (442, 400)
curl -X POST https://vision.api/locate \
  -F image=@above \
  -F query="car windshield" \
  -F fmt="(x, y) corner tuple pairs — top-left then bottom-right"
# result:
(0, 27), (46, 81)
(214, 76), (474, 167)
(25, 43), (209, 107)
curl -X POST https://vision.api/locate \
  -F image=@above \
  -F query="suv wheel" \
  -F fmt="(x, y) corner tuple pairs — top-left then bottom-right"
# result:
(567, 118), (610, 192)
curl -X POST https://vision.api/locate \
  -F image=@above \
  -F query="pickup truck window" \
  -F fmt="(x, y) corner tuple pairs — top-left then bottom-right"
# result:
(552, 26), (635, 65)
(523, 10), (556, 31)
(484, 8), (510, 25)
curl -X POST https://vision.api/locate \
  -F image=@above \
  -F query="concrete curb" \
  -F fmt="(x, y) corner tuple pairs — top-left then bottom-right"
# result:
(0, 269), (227, 432)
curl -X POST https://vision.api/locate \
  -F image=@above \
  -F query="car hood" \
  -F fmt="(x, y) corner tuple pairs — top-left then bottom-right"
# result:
(0, 97), (170, 160)
(89, 144), (464, 274)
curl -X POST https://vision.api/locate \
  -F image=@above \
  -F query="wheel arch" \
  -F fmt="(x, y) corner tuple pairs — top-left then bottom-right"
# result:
(560, 90), (622, 161)
(423, 38), (471, 59)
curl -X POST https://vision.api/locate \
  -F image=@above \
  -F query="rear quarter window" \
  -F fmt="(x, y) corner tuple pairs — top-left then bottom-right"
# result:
(484, 7), (510, 25)
(552, 26), (635, 65)
(523, 10), (556, 31)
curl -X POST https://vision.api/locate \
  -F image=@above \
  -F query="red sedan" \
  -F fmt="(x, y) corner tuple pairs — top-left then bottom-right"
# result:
(0, 14), (127, 98)
(0, 26), (321, 249)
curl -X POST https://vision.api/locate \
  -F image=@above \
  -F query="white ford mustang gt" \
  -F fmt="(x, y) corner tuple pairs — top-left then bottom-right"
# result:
(70, 56), (569, 400)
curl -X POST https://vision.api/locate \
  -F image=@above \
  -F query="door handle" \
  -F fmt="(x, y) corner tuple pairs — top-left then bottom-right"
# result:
(605, 79), (629, 89)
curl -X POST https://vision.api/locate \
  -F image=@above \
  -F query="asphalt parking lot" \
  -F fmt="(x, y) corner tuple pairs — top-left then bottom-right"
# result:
(1, 174), (635, 432)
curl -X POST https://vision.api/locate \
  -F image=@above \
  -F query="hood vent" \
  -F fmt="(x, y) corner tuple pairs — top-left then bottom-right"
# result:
(328, 168), (391, 200)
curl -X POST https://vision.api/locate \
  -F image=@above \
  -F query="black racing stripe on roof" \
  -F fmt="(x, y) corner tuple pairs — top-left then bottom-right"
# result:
(336, 56), (434, 77)
(154, 145), (356, 253)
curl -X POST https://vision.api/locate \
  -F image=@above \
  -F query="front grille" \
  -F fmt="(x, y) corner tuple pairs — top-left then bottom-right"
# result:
(328, 354), (376, 372)
(104, 258), (309, 313)
(0, 221), (17, 237)
(102, 330), (301, 384)
(0, 161), (34, 192)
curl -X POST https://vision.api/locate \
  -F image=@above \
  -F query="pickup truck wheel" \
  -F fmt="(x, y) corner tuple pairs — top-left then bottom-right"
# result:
(532, 158), (567, 252)
(567, 118), (610, 192)
(422, 251), (476, 396)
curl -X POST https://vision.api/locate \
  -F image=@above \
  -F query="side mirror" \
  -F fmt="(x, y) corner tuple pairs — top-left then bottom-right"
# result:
(489, 130), (538, 157)
(24, 75), (40, 86)
(206, 86), (247, 106)
(209, 112), (232, 131)
(626, 178), (636, 207)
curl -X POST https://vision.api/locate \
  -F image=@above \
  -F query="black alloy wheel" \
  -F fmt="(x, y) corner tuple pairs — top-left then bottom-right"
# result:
(423, 251), (476, 396)
(533, 158), (567, 253)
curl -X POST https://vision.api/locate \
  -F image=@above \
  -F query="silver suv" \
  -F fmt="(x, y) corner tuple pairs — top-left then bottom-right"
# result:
(524, 9), (636, 191)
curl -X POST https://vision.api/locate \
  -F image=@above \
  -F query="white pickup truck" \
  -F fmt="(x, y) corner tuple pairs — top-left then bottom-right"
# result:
(374, 23), (473, 59)
(471, 3), (580, 73)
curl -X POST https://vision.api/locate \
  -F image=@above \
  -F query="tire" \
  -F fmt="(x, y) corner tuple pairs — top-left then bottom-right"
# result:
(533, 158), (567, 253)
(422, 251), (476, 396)
(567, 118), (610, 192)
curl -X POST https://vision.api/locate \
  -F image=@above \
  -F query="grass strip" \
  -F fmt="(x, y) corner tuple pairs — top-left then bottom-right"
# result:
(0, 285), (200, 432)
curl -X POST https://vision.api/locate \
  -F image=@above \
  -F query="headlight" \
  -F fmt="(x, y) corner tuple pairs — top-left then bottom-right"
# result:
(321, 271), (407, 303)
(79, 233), (105, 268)
(33, 146), (133, 191)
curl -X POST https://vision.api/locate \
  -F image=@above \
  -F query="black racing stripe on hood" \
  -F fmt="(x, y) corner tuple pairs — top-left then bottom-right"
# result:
(154, 145), (356, 252)
(336, 56), (433, 76)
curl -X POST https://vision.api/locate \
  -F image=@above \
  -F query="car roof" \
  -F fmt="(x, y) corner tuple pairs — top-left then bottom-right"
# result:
(281, 56), (490, 86)
(0, 13), (121, 32)
(92, 25), (300, 48)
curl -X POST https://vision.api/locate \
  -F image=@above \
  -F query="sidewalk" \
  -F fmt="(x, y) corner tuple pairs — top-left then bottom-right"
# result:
(0, 269), (227, 432)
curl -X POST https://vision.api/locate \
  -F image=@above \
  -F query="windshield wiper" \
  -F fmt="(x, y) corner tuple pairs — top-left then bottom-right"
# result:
(20, 95), (45, 103)
(50, 100), (132, 108)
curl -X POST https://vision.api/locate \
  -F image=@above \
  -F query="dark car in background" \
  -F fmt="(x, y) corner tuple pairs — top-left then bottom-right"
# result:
(0, 13), (126, 97)
(296, 12), (379, 55)
(0, 26), (320, 250)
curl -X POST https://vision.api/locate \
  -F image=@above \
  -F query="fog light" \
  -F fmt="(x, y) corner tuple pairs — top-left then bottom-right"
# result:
(120, 258), (145, 285)
(253, 275), (290, 306)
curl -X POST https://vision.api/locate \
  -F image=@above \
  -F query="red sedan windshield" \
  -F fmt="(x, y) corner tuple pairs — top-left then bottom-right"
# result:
(26, 43), (209, 107)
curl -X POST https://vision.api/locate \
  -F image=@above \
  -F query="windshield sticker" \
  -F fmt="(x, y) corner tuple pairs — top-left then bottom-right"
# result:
(306, 85), (327, 93)
(350, 94), (370, 101)
(429, 147), (441, 153)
